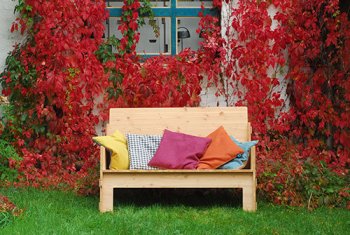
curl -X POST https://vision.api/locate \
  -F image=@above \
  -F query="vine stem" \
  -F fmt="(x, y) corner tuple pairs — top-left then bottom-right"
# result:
(307, 192), (313, 210)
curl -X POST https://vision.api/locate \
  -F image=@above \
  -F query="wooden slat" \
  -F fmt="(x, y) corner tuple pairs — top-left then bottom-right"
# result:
(102, 169), (254, 173)
(103, 171), (254, 188)
(109, 107), (248, 124)
(106, 107), (249, 141)
(110, 107), (247, 115)
(100, 147), (106, 172)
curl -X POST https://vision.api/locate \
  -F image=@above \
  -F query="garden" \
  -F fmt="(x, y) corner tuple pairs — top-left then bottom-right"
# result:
(1, 0), (349, 233)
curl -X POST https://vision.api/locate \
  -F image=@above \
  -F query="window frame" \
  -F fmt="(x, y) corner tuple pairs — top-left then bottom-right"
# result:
(106, 0), (218, 56)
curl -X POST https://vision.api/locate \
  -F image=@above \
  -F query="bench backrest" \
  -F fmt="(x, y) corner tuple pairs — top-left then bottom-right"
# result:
(106, 107), (251, 142)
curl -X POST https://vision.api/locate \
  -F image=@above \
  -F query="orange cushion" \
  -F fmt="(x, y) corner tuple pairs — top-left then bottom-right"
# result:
(197, 126), (244, 169)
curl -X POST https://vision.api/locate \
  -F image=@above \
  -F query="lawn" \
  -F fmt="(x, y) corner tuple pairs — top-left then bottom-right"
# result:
(0, 187), (349, 234)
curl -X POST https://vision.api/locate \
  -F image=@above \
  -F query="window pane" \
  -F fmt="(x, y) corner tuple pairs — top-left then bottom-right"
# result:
(105, 17), (122, 53)
(106, 0), (122, 8)
(106, 17), (122, 39)
(137, 17), (171, 55)
(177, 17), (202, 53)
(106, 17), (171, 55)
(177, 0), (212, 8)
(107, 0), (170, 8)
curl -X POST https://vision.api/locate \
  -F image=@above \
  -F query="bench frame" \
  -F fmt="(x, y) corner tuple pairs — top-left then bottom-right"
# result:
(99, 107), (257, 212)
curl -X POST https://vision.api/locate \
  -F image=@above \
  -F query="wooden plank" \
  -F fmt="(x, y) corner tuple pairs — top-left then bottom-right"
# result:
(103, 171), (254, 188)
(107, 127), (248, 141)
(99, 183), (114, 212)
(243, 184), (256, 211)
(109, 107), (248, 125)
(106, 107), (249, 140)
(102, 169), (254, 173)
(107, 123), (248, 139)
(100, 147), (106, 173)
(110, 107), (247, 115)
(243, 123), (253, 169)
(109, 113), (248, 123)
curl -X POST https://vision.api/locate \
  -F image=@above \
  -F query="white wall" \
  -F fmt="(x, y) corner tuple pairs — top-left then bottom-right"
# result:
(218, 1), (288, 109)
(0, 0), (21, 73)
(199, 2), (235, 107)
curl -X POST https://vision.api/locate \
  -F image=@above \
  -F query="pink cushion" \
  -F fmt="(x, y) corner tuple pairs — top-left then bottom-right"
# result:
(148, 129), (211, 169)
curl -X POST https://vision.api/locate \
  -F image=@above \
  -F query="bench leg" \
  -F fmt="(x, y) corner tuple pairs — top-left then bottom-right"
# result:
(99, 186), (114, 213)
(242, 185), (256, 212)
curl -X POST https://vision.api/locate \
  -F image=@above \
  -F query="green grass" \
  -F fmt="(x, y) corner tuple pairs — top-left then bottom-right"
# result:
(0, 187), (349, 235)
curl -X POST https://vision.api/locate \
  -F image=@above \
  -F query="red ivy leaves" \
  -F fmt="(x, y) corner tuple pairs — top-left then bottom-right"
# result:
(216, 0), (349, 171)
(118, 0), (141, 54)
(214, 0), (349, 206)
(119, 50), (203, 107)
(2, 0), (108, 188)
(0, 194), (23, 217)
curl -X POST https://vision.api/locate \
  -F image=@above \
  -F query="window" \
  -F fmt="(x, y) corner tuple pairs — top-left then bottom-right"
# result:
(105, 0), (218, 56)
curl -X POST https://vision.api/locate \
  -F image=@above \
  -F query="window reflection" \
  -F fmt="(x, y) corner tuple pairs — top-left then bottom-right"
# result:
(106, 0), (212, 8)
(177, 17), (202, 53)
(105, 0), (214, 55)
(106, 17), (171, 55)
(137, 17), (171, 54)
(177, 0), (212, 8)
(106, 0), (170, 8)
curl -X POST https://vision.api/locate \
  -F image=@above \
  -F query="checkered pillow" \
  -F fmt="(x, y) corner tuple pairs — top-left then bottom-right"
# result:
(126, 133), (162, 170)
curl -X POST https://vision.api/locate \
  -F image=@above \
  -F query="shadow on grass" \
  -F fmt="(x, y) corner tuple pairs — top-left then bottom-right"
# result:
(113, 188), (242, 208)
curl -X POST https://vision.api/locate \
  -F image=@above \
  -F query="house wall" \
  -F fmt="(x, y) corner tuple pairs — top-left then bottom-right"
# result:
(0, 0), (21, 73)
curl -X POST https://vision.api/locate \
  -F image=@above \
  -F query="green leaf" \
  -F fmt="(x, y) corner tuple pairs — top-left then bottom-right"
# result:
(20, 113), (27, 122)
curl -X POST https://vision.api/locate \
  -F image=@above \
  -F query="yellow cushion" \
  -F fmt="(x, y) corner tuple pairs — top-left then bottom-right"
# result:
(93, 130), (129, 170)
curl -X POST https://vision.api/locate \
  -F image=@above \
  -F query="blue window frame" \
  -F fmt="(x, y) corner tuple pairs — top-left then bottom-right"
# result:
(106, 0), (218, 56)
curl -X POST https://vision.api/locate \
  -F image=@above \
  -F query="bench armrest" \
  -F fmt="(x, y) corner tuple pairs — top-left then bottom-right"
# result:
(100, 146), (106, 175)
(250, 145), (256, 171)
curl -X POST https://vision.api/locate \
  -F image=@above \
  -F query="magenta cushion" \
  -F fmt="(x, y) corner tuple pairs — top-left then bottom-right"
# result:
(148, 129), (211, 169)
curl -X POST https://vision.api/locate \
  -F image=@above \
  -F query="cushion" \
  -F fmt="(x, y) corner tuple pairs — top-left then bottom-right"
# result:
(148, 129), (211, 169)
(197, 126), (244, 169)
(126, 133), (162, 170)
(219, 136), (258, 169)
(92, 130), (129, 170)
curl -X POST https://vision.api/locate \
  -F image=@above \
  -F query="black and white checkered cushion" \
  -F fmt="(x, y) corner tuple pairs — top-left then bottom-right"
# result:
(126, 133), (162, 170)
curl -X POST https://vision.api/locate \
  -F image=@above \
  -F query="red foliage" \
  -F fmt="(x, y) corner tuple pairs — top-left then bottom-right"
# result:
(118, 51), (203, 107)
(279, 0), (350, 171)
(2, 0), (108, 188)
(215, 0), (349, 205)
(0, 194), (23, 217)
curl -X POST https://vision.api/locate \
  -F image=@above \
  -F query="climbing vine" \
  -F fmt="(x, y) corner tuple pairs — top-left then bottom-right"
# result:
(1, 0), (108, 188)
(215, 0), (349, 208)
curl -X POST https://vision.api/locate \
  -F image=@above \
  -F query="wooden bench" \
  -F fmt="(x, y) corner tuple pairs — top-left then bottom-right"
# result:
(99, 107), (257, 212)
